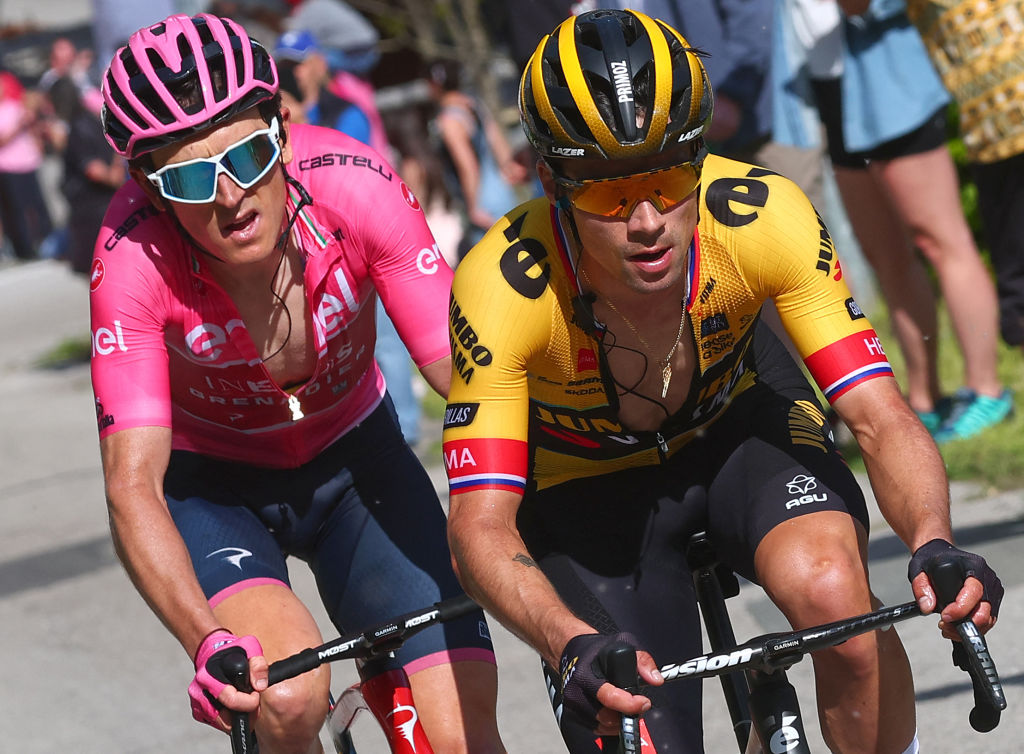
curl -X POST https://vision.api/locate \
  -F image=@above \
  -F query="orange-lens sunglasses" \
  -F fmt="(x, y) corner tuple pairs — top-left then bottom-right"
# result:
(556, 155), (705, 218)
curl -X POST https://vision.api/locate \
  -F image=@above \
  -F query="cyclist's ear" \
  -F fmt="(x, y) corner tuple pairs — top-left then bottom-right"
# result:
(537, 159), (561, 204)
(278, 108), (294, 166)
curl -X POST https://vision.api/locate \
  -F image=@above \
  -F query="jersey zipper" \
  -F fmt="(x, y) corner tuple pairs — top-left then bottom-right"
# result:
(656, 431), (669, 461)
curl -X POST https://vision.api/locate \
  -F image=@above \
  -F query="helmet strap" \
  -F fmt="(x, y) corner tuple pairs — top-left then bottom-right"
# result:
(554, 192), (585, 270)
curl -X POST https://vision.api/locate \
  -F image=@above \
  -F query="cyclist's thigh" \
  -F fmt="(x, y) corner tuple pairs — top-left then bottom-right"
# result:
(309, 399), (493, 673)
(704, 392), (868, 584)
(165, 451), (292, 603)
(522, 468), (707, 753)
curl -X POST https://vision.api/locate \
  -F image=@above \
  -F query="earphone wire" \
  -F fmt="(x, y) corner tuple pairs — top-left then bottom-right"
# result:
(262, 172), (313, 362)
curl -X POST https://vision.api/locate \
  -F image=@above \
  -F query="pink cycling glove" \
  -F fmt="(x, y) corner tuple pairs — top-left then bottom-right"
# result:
(188, 630), (263, 726)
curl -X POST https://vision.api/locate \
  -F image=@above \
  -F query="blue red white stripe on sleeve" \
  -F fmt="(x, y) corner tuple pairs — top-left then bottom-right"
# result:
(444, 438), (528, 494)
(803, 330), (893, 402)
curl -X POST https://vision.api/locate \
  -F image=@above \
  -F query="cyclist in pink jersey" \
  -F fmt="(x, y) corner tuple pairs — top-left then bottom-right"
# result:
(90, 14), (505, 753)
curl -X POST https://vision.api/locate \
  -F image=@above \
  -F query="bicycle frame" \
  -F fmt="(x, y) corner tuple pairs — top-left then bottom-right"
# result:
(222, 594), (479, 754)
(326, 668), (432, 754)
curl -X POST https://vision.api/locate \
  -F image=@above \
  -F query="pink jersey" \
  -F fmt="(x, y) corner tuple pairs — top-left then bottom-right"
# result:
(90, 123), (451, 468)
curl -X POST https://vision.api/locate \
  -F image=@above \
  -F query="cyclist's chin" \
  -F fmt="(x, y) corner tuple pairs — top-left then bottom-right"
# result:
(195, 238), (272, 269)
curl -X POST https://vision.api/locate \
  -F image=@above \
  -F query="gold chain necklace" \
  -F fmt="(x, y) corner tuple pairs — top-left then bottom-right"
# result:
(581, 267), (687, 398)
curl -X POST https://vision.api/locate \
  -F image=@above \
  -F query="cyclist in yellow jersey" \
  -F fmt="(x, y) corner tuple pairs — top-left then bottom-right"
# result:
(443, 9), (1002, 754)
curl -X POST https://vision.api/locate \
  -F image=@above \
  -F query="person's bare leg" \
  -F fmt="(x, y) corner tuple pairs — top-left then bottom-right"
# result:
(215, 583), (329, 754)
(833, 165), (941, 411)
(755, 512), (916, 753)
(407, 660), (506, 753)
(871, 147), (1002, 398)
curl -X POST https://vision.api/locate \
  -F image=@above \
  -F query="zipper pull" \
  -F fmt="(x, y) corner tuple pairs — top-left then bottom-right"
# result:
(656, 432), (669, 456)
(287, 394), (304, 421)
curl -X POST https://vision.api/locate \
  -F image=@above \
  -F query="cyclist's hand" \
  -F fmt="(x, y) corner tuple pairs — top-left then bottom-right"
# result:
(559, 632), (661, 733)
(592, 649), (663, 736)
(188, 630), (268, 730)
(908, 539), (1003, 638)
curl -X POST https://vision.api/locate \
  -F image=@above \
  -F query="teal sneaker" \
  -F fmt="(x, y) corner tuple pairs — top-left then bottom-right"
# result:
(914, 393), (961, 434)
(933, 388), (1014, 443)
(915, 407), (942, 433)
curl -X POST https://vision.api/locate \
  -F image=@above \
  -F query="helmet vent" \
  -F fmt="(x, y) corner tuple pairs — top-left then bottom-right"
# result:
(104, 70), (148, 132)
(119, 46), (140, 78)
(542, 56), (596, 146)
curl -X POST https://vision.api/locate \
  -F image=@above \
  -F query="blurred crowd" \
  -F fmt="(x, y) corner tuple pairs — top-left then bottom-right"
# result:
(0, 0), (1019, 443)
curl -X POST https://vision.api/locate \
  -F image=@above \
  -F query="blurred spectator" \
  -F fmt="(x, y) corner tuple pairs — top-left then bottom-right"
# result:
(382, 92), (464, 260)
(903, 0), (1024, 358)
(0, 71), (53, 261)
(382, 99), (448, 218)
(208, 0), (292, 49)
(775, 0), (1011, 442)
(37, 37), (91, 98)
(90, 0), (176, 72)
(492, 0), (597, 71)
(273, 29), (387, 151)
(48, 78), (124, 275)
(38, 38), (100, 154)
(428, 59), (527, 261)
(287, 0), (381, 76)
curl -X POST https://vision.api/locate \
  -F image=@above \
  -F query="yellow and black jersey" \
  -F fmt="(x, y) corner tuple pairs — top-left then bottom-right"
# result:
(443, 155), (891, 493)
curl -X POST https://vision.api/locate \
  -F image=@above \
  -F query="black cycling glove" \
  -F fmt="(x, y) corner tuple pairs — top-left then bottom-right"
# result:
(559, 631), (640, 729)
(908, 538), (1004, 618)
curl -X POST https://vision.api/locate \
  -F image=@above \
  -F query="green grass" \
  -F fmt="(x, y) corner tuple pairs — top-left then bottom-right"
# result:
(839, 301), (1024, 491)
(36, 335), (91, 369)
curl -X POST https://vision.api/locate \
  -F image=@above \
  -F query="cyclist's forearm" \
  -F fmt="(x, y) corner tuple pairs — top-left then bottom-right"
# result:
(448, 491), (593, 666)
(107, 487), (222, 658)
(849, 404), (954, 548)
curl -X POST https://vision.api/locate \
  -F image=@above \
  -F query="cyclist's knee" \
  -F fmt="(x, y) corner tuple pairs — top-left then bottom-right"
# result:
(256, 673), (330, 754)
(762, 543), (869, 623)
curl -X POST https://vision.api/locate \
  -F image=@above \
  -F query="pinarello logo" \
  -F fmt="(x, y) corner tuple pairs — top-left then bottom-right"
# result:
(400, 182), (421, 211)
(90, 259), (105, 292)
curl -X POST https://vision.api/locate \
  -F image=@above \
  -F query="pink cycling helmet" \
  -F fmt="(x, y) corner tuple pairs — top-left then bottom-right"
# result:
(102, 13), (279, 159)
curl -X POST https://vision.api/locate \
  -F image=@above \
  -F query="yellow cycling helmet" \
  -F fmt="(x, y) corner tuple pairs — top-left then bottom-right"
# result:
(519, 8), (713, 163)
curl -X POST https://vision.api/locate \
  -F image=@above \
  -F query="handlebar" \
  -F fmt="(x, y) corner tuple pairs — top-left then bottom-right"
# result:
(598, 579), (1005, 751)
(925, 559), (1006, 732)
(226, 593), (480, 752)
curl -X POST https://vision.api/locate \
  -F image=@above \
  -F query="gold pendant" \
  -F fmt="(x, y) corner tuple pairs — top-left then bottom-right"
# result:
(661, 361), (672, 398)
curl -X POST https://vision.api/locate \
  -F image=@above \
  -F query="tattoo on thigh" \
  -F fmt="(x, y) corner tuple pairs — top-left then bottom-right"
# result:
(513, 552), (538, 569)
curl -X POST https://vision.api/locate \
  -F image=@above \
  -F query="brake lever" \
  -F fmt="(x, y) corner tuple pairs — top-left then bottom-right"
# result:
(600, 641), (642, 754)
(926, 558), (1006, 732)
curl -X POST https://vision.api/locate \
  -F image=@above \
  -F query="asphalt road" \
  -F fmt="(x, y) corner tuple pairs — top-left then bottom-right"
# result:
(1, 259), (1021, 752)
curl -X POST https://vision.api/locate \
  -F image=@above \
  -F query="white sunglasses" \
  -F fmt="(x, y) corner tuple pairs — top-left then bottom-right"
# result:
(145, 118), (282, 204)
